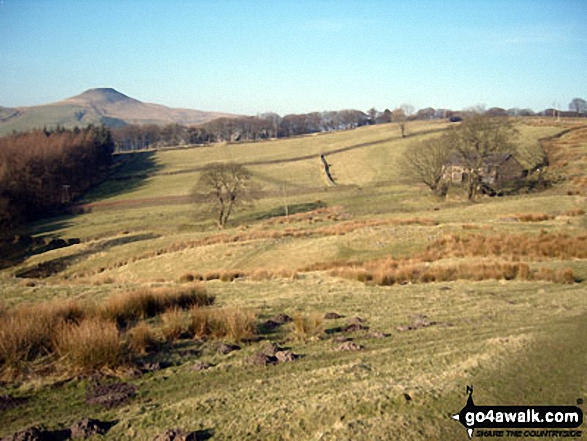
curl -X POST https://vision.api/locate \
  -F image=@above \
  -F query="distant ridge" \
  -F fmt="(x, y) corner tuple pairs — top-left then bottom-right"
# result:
(0, 88), (236, 135)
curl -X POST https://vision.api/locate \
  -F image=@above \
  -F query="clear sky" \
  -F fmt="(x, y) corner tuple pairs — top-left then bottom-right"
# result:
(0, 0), (585, 115)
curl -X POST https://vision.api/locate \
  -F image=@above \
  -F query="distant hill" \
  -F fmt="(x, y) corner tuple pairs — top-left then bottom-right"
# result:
(0, 88), (236, 136)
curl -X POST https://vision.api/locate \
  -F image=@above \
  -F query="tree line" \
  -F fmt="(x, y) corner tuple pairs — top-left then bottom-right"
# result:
(0, 125), (114, 237)
(111, 98), (587, 152)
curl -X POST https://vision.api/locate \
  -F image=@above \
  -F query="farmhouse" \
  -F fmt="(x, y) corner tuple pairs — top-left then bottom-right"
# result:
(443, 153), (526, 190)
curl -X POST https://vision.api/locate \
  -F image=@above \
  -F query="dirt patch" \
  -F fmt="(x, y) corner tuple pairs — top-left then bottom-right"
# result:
(70, 418), (115, 439)
(0, 426), (71, 441)
(189, 361), (212, 372)
(153, 428), (213, 441)
(261, 342), (285, 356)
(248, 352), (278, 366)
(86, 382), (137, 409)
(341, 323), (369, 332)
(275, 350), (299, 363)
(336, 341), (364, 351)
(396, 313), (453, 332)
(270, 313), (292, 324)
(0, 394), (28, 411)
(364, 331), (390, 339)
(217, 343), (240, 355)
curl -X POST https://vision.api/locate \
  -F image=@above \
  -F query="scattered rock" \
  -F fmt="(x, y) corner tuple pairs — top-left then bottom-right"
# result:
(217, 343), (240, 355)
(336, 341), (364, 351)
(153, 429), (199, 441)
(439, 286), (452, 291)
(364, 331), (390, 339)
(348, 317), (365, 325)
(341, 323), (368, 332)
(261, 320), (280, 330)
(70, 418), (112, 439)
(404, 393), (412, 402)
(396, 313), (453, 332)
(324, 312), (342, 319)
(248, 352), (278, 366)
(1, 426), (45, 441)
(0, 394), (28, 411)
(0, 426), (65, 441)
(189, 361), (211, 372)
(275, 350), (299, 363)
(333, 335), (351, 343)
(261, 342), (284, 356)
(270, 313), (292, 324)
(139, 361), (170, 373)
(86, 382), (137, 409)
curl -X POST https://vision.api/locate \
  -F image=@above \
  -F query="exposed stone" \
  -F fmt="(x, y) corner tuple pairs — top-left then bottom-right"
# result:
(217, 343), (240, 355)
(336, 341), (364, 351)
(275, 350), (299, 363)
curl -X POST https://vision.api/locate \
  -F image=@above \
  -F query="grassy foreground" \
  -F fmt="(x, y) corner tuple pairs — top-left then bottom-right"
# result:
(1, 119), (586, 440)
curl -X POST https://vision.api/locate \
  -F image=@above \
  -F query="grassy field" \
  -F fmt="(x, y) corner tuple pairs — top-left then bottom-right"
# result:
(1, 118), (586, 440)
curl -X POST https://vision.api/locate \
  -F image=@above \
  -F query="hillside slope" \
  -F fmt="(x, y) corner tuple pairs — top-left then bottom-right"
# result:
(0, 88), (235, 135)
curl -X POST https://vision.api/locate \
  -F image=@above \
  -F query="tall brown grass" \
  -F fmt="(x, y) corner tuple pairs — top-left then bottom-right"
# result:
(189, 306), (256, 342)
(160, 308), (191, 342)
(421, 233), (587, 261)
(55, 317), (123, 373)
(329, 261), (577, 286)
(126, 322), (161, 354)
(0, 300), (86, 370)
(291, 313), (324, 340)
(101, 285), (213, 328)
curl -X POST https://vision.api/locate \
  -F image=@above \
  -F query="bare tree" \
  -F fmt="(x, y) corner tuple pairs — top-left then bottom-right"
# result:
(192, 163), (257, 228)
(392, 108), (407, 138)
(447, 114), (519, 200)
(400, 135), (453, 195)
(569, 98), (587, 114)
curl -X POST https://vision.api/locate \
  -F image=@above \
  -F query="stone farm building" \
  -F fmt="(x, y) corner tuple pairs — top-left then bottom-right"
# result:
(443, 153), (526, 194)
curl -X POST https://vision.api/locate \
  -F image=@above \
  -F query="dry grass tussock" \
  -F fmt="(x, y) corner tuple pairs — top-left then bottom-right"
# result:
(291, 313), (324, 340)
(86, 216), (438, 277)
(54, 317), (123, 373)
(265, 206), (348, 225)
(498, 212), (556, 222)
(0, 300), (86, 369)
(421, 232), (587, 261)
(101, 284), (213, 327)
(126, 322), (161, 354)
(178, 268), (298, 283)
(330, 261), (577, 286)
(190, 306), (256, 342)
(562, 208), (585, 217)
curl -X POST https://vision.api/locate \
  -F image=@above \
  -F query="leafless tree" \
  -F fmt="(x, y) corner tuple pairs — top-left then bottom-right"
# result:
(192, 163), (257, 228)
(447, 114), (519, 200)
(400, 135), (453, 195)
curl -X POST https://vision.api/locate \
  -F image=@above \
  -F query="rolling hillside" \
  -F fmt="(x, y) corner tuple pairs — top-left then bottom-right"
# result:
(0, 88), (235, 135)
(1, 119), (586, 440)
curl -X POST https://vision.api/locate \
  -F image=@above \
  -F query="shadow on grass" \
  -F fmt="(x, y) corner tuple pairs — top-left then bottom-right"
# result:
(253, 200), (327, 221)
(15, 232), (160, 279)
(81, 151), (164, 204)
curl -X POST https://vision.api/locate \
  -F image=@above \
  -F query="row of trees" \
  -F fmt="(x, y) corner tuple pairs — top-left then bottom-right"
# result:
(111, 109), (377, 151)
(0, 125), (114, 236)
(111, 98), (586, 152)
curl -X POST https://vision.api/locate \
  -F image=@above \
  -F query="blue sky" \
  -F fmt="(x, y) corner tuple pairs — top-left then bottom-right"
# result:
(0, 0), (585, 115)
